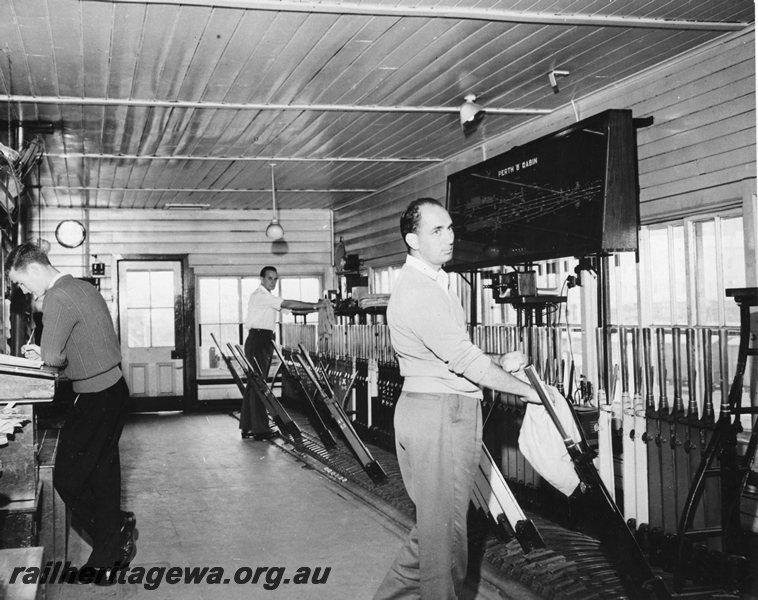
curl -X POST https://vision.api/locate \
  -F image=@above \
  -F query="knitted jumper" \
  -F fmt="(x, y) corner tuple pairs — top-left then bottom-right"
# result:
(41, 275), (122, 394)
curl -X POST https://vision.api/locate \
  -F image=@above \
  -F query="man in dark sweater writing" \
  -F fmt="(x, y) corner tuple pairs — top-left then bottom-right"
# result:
(6, 243), (137, 583)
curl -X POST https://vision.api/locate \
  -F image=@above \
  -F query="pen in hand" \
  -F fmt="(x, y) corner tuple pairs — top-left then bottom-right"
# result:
(22, 328), (41, 362)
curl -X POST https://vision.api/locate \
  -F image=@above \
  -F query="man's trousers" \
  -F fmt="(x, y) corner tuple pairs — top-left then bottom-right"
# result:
(240, 328), (274, 434)
(53, 377), (130, 568)
(374, 391), (482, 600)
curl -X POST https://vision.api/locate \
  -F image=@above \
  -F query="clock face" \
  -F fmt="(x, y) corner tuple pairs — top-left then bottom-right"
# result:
(55, 220), (87, 248)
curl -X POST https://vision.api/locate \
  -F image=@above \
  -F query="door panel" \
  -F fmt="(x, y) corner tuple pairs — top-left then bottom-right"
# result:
(118, 259), (184, 409)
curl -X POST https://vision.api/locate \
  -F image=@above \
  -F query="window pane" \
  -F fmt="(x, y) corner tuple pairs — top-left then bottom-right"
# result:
(126, 272), (150, 307)
(279, 278), (299, 300)
(241, 278), (259, 305)
(671, 226), (687, 325)
(218, 279), (240, 323)
(695, 221), (719, 324)
(721, 217), (745, 326)
(199, 279), (219, 324)
(373, 267), (400, 294)
(610, 252), (639, 325)
(127, 308), (150, 347)
(649, 228), (671, 323)
(200, 324), (221, 370)
(151, 308), (175, 347)
(299, 278), (321, 302)
(279, 277), (322, 324)
(220, 323), (241, 346)
(150, 271), (175, 307)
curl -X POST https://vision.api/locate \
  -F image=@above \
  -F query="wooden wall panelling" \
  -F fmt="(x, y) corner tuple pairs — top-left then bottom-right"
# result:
(24, 208), (333, 314)
(333, 27), (756, 268)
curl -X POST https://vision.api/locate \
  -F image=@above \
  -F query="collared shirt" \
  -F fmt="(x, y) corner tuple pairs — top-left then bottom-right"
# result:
(386, 255), (491, 398)
(244, 286), (284, 332)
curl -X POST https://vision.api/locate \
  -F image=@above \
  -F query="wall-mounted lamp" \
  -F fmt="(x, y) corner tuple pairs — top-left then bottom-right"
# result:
(459, 93), (486, 137)
(548, 69), (570, 94)
(265, 163), (284, 240)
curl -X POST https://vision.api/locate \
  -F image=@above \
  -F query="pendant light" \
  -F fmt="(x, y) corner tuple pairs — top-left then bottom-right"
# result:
(265, 163), (284, 240)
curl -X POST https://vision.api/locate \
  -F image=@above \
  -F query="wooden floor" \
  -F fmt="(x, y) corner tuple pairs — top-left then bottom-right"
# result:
(36, 411), (516, 600)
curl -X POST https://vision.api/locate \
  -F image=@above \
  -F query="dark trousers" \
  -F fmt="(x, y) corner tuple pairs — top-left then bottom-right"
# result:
(53, 377), (131, 568)
(374, 392), (482, 600)
(240, 328), (274, 433)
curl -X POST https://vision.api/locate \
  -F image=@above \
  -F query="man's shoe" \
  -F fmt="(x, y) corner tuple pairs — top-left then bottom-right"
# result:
(252, 430), (277, 441)
(119, 534), (138, 567)
(119, 512), (138, 567)
(72, 565), (115, 585)
(120, 511), (136, 537)
(92, 567), (121, 586)
(241, 430), (254, 439)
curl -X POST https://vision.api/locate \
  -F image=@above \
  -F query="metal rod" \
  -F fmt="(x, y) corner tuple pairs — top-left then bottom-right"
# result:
(50, 185), (375, 194)
(685, 329), (697, 418)
(718, 329), (730, 415)
(656, 328), (669, 413)
(44, 152), (443, 163)
(702, 328), (714, 422)
(643, 328), (655, 410)
(4, 93), (552, 115)
(672, 327), (683, 414)
(89, 0), (749, 30)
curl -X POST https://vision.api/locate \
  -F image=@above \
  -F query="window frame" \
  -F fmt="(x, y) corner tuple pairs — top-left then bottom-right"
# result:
(195, 273), (323, 378)
(637, 210), (745, 328)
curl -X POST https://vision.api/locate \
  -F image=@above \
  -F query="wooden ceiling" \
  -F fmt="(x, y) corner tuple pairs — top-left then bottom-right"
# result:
(0, 0), (753, 212)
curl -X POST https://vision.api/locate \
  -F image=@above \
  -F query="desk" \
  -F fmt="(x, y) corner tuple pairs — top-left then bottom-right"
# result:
(0, 546), (44, 600)
(0, 364), (56, 550)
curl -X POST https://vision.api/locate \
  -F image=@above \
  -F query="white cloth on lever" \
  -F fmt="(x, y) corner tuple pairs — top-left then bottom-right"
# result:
(317, 300), (336, 343)
(518, 383), (582, 496)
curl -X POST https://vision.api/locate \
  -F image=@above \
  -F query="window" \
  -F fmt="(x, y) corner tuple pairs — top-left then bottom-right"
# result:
(125, 270), (175, 348)
(196, 274), (322, 376)
(197, 276), (257, 375)
(694, 215), (745, 326)
(370, 266), (400, 294)
(639, 214), (745, 327)
(279, 277), (321, 324)
(608, 252), (640, 326)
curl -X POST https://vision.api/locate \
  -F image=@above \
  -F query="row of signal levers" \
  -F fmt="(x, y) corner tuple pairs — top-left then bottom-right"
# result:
(281, 312), (756, 594)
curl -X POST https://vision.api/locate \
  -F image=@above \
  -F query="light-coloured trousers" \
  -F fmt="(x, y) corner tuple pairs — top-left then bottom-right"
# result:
(374, 391), (482, 600)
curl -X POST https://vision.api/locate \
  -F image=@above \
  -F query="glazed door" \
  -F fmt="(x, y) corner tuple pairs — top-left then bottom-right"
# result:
(118, 260), (185, 410)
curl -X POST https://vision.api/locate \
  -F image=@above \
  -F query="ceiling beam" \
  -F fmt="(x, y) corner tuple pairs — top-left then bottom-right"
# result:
(50, 186), (376, 193)
(3, 95), (550, 115)
(45, 153), (443, 163)
(88, 0), (750, 31)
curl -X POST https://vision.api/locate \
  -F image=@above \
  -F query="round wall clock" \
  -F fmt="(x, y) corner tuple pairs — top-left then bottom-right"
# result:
(55, 220), (87, 248)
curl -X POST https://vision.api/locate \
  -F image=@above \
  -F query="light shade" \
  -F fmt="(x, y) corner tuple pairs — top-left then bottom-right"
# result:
(266, 218), (284, 240)
(266, 164), (285, 240)
(459, 93), (485, 136)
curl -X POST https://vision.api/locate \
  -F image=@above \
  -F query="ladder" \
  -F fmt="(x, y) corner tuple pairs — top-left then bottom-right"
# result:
(674, 287), (758, 593)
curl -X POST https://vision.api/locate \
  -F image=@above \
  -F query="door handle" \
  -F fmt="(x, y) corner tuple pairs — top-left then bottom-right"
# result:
(171, 349), (183, 359)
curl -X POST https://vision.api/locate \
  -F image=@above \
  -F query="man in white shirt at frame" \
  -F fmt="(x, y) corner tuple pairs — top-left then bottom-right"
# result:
(240, 266), (322, 440)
